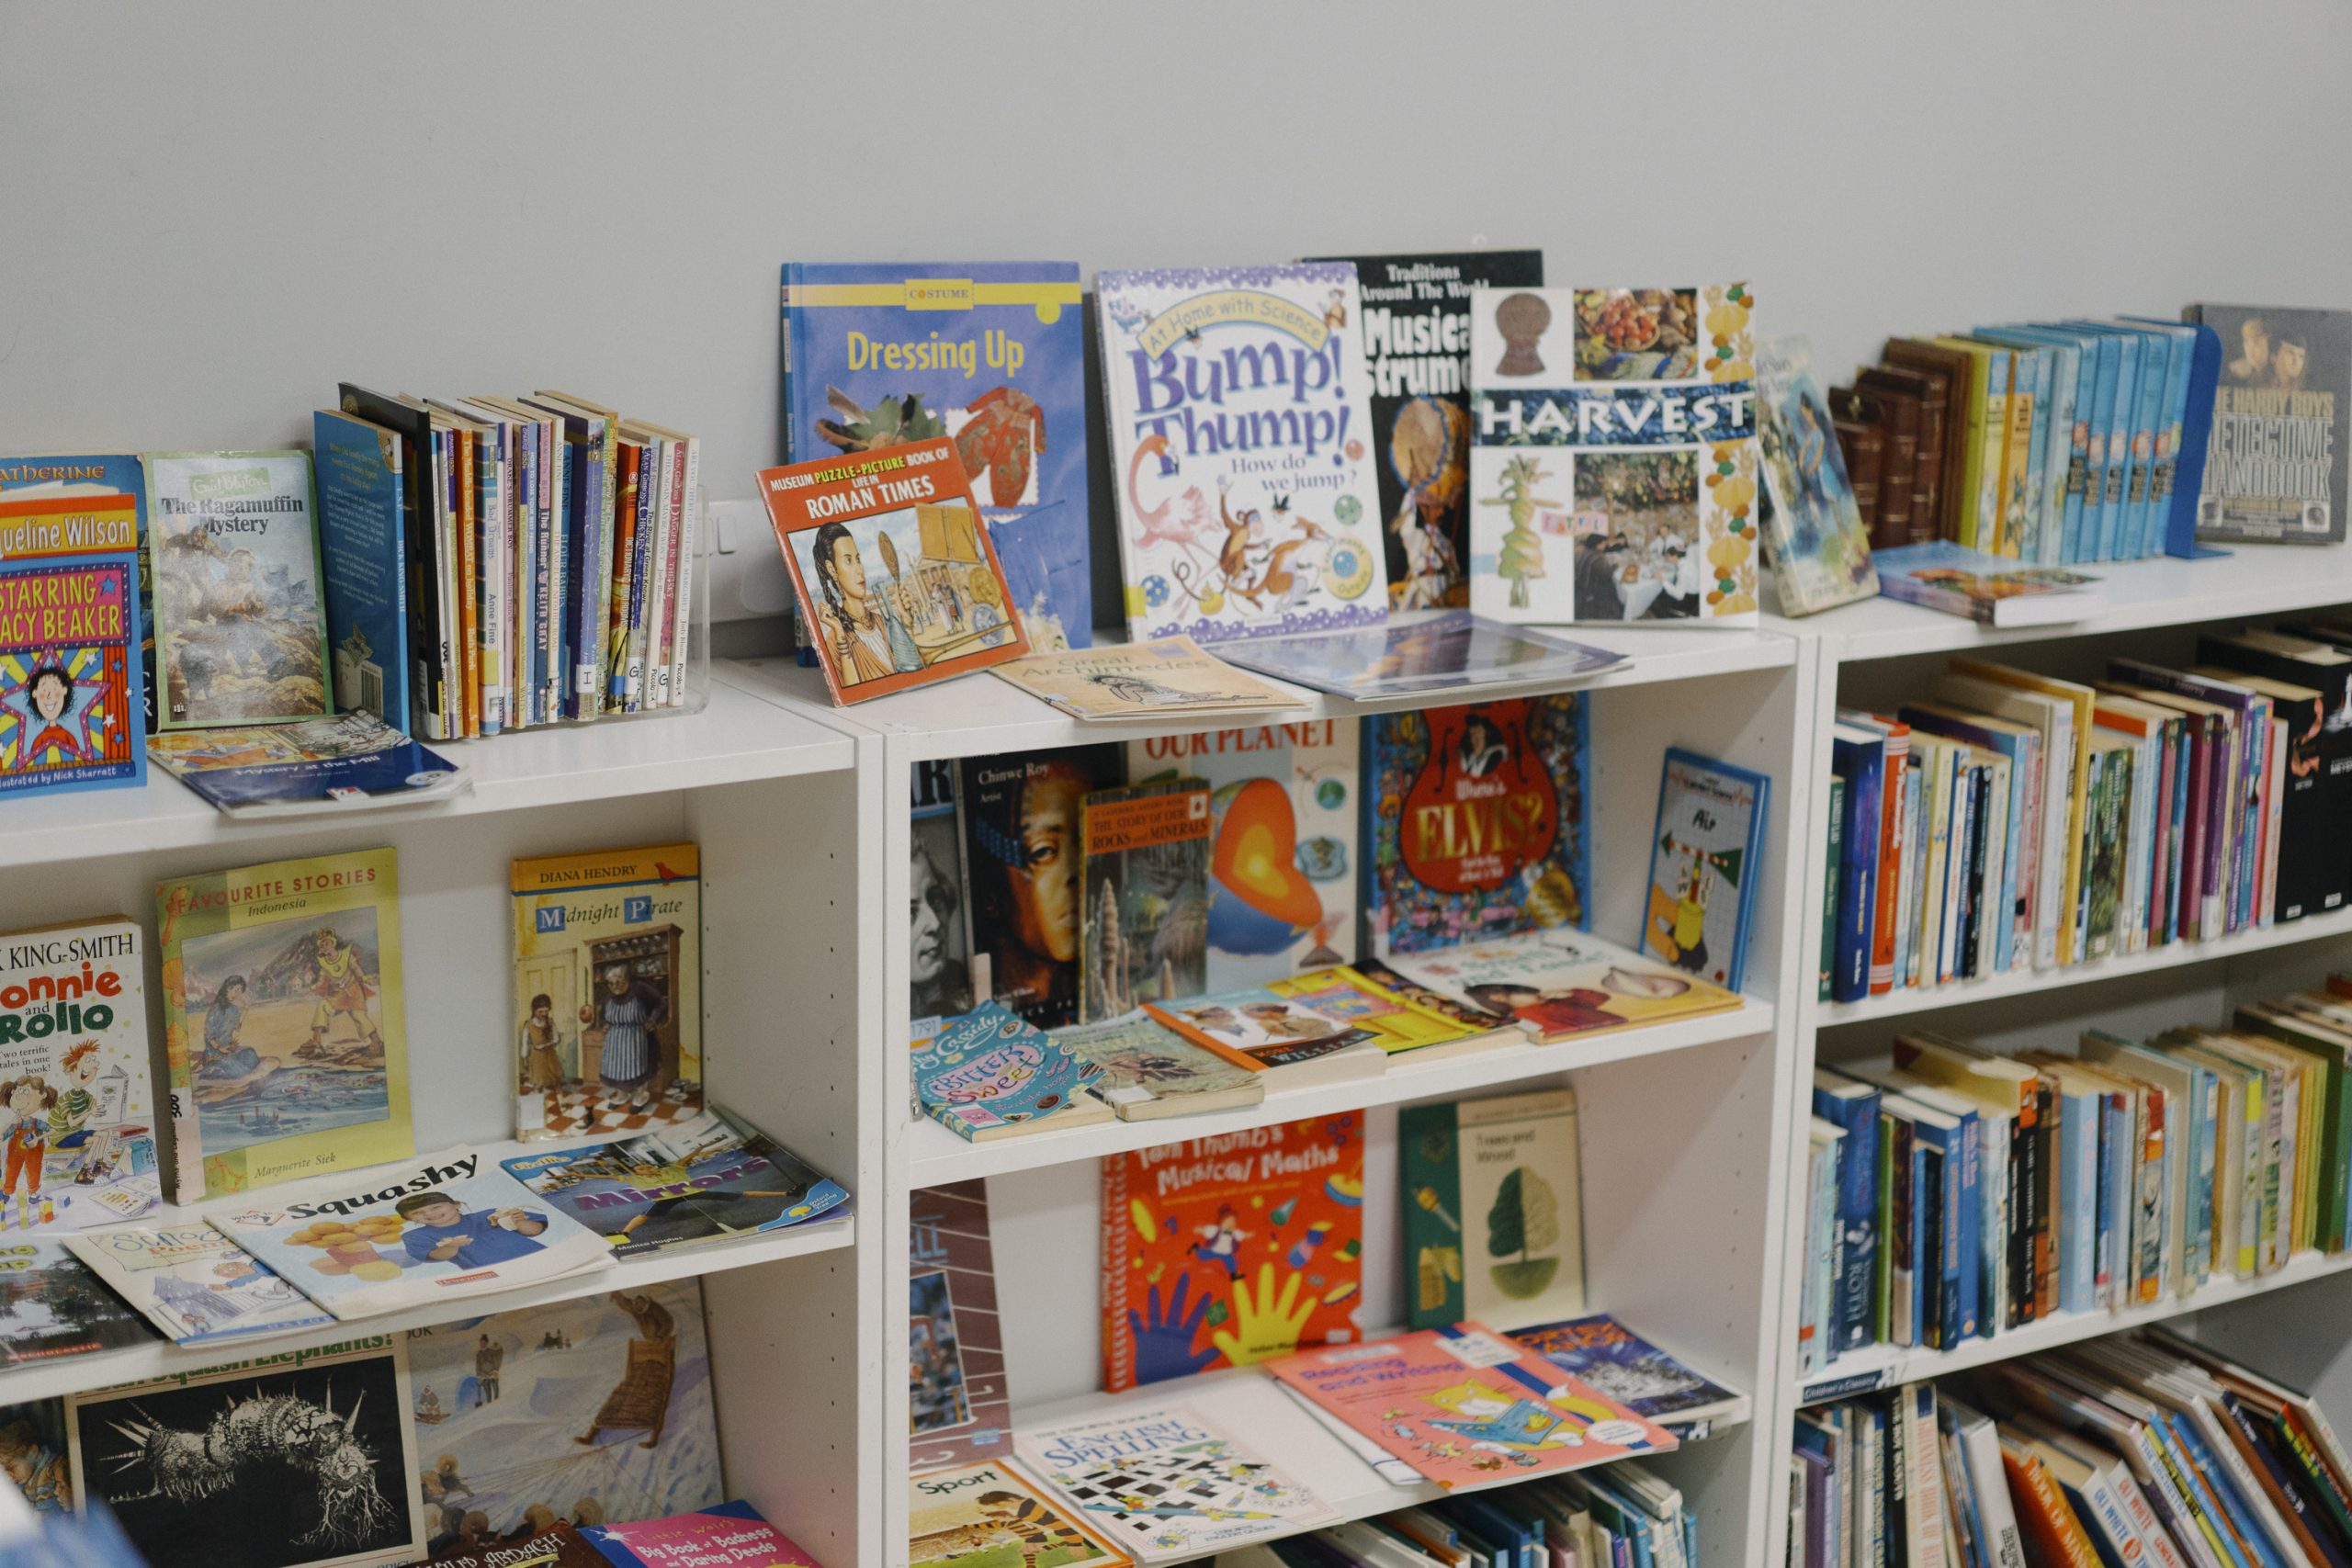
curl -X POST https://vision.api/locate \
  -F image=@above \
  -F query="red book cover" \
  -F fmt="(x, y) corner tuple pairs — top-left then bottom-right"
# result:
(1867, 719), (1910, 994)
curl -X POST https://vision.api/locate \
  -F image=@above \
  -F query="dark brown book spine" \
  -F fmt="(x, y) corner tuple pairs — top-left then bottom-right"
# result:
(1835, 418), (1884, 541)
(1874, 392), (1922, 546)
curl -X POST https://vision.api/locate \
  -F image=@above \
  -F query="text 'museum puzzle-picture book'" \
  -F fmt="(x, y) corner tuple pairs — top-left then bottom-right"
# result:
(908, 1179), (1010, 1477)
(1642, 749), (1771, 993)
(0, 453), (146, 799)
(1753, 335), (1879, 616)
(0, 914), (161, 1229)
(1400, 1088), (1586, 1331)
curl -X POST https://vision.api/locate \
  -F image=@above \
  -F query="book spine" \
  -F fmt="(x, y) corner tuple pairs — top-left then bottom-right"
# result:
(2002, 1450), (2103, 1568)
(1817, 1087), (1882, 1353)
(1894, 764), (1923, 988)
(1822, 776), (1846, 1000)
(455, 424), (481, 737)
(605, 442), (639, 712)
(1871, 739), (1910, 994)
(645, 434), (678, 708)
(669, 435), (700, 705)
(1099, 1157), (1133, 1393)
(2059, 1090), (2098, 1314)
(1832, 742), (1884, 1003)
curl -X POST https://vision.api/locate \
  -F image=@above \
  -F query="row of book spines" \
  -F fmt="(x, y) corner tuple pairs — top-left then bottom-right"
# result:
(1240, 1461), (1692, 1568)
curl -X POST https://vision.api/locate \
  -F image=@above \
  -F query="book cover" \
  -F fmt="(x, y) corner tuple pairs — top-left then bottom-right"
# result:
(759, 437), (1030, 705)
(1755, 336), (1879, 616)
(1871, 542), (2105, 626)
(1399, 1089), (1585, 1330)
(2184, 303), (2349, 544)
(910, 1179), (1011, 1476)
(338, 386), (454, 739)
(1079, 778), (1211, 1021)
(1097, 264), (1388, 644)
(154, 846), (413, 1201)
(911, 758), (977, 1037)
(0, 461), (146, 797)
(1466, 283), (1761, 625)
(511, 843), (703, 1144)
(780, 261), (1092, 649)
(1346, 957), (1516, 1031)
(957, 745), (1125, 1029)
(582, 1500), (820, 1568)
(1300, 250), (1546, 610)
(1265, 1322), (1675, 1490)
(0, 914), (161, 1228)
(1379, 928), (1742, 1043)
(425, 1524), (607, 1568)
(908, 1461), (1130, 1568)
(913, 1001), (1107, 1142)
(1100, 1113), (1363, 1392)
(1643, 749), (1770, 993)
(314, 411), (415, 730)
(500, 1108), (848, 1258)
(1509, 1314), (1741, 1426)
(1045, 1011), (1261, 1120)
(63, 1224), (327, 1347)
(407, 1280), (721, 1554)
(1215, 610), (1624, 700)
(1015, 1404), (1335, 1562)
(0, 1236), (154, 1366)
(147, 710), (465, 817)
(991, 637), (1305, 722)
(1140, 985), (1374, 1075)
(1266, 965), (1500, 1057)
(1363, 693), (1590, 957)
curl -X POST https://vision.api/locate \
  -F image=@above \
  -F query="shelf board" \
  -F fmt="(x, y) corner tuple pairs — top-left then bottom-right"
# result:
(907, 998), (1773, 1187)
(1794, 1246), (2352, 1406)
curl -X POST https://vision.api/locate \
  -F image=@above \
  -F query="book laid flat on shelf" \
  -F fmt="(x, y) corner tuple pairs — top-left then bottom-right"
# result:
(1097, 263), (1388, 644)
(1382, 929), (1743, 1044)
(147, 710), (466, 817)
(1266, 964), (1513, 1060)
(511, 842), (704, 1144)
(991, 636), (1306, 721)
(0, 456), (147, 797)
(1755, 335), (1879, 616)
(0, 915), (162, 1228)
(0, 1237), (155, 1366)
(908, 1461), (1130, 1568)
(155, 846), (413, 1201)
(779, 261), (1092, 651)
(914, 1001), (1112, 1143)
(1400, 1089), (1585, 1330)
(1141, 984), (1385, 1089)
(63, 1224), (329, 1347)
(1643, 749), (1770, 993)
(1509, 1314), (1743, 1433)
(1046, 1010), (1263, 1120)
(418, 1524), (606, 1568)
(500, 1108), (848, 1258)
(759, 436), (1029, 705)
(1466, 282), (1761, 626)
(957, 744), (1125, 1028)
(1101, 1112), (1363, 1392)
(1079, 777), (1212, 1022)
(2183, 302), (2349, 545)
(1016, 1404), (1337, 1563)
(1216, 610), (1626, 699)
(582, 1500), (820, 1568)
(910, 1179), (1011, 1475)
(1871, 541), (2107, 626)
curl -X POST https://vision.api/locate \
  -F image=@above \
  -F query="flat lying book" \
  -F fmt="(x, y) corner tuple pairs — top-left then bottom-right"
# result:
(147, 709), (466, 816)
(1379, 929), (1743, 1043)
(65, 1224), (330, 1347)
(0, 1235), (157, 1366)
(404, 1522), (607, 1568)
(992, 637), (1306, 720)
(914, 1001), (1115, 1143)
(1046, 1010), (1264, 1120)
(1216, 611), (1625, 699)
(1509, 1314), (1746, 1434)
(1272, 964), (1518, 1061)
(1871, 541), (2107, 627)
(580, 1500), (821, 1568)
(1015, 1404), (1336, 1563)
(1142, 985), (1387, 1089)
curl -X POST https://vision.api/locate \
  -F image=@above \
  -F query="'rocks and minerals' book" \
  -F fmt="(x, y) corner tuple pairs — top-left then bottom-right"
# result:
(1079, 777), (1212, 1021)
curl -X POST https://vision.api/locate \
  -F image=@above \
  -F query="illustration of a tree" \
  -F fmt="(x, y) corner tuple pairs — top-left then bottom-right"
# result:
(1486, 1165), (1562, 1299)
(1480, 455), (1560, 609)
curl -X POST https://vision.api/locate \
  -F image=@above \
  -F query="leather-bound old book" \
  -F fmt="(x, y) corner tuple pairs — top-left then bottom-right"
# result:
(1881, 340), (1972, 540)
(1860, 364), (1939, 544)
(1835, 416), (1885, 541)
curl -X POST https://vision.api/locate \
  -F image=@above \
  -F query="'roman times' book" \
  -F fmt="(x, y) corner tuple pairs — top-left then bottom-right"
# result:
(1079, 778), (1211, 1021)
(0, 915), (161, 1228)
(957, 744), (1125, 1029)
(909, 1179), (1011, 1475)
(62, 1224), (328, 1347)
(0, 1237), (155, 1366)
(913, 1001), (1112, 1144)
(990, 637), (1306, 722)
(1399, 1089), (1585, 1331)
(1097, 264), (1388, 644)
(1508, 1314), (1744, 1431)
(1381, 929), (1743, 1044)
(1467, 283), (1762, 626)
(1016, 1404), (1336, 1562)
(581, 1500), (820, 1568)
(154, 847), (413, 1201)
(2184, 302), (2349, 544)
(908, 1461), (1130, 1568)
(1754, 335), (1880, 616)
(147, 709), (466, 818)
(0, 455), (146, 797)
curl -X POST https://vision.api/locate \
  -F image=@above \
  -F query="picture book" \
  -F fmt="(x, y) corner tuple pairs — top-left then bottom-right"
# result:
(154, 847), (412, 1201)
(780, 261), (1093, 650)
(759, 438), (1029, 705)
(1508, 1314), (1743, 1428)
(1216, 610), (1624, 700)
(500, 1108), (848, 1258)
(1399, 1089), (1585, 1330)
(1096, 264), (1388, 644)
(1015, 1404), (1335, 1562)
(1380, 929), (1743, 1044)
(511, 843), (704, 1145)
(1100, 1112), (1363, 1392)
(313, 408), (413, 729)
(1267, 966), (1506, 1059)
(0, 1399), (75, 1516)
(1346, 957), (1517, 1032)
(1754, 336), (1879, 616)
(66, 1337), (426, 1568)
(908, 1461), (1130, 1568)
(63, 1224), (328, 1347)
(910, 1179), (1011, 1475)
(1080, 778), (1211, 1021)
(1127, 718), (1358, 991)
(144, 450), (331, 729)
(1140, 986), (1382, 1084)
(911, 758), (977, 1037)
(1466, 283), (1761, 626)
(1046, 1011), (1262, 1121)
(148, 710), (465, 818)
(1265, 1322), (1676, 1490)
(214, 1146), (614, 1319)
(407, 1280), (722, 1554)
(1642, 749), (1770, 992)
(0, 456), (146, 797)
(1871, 541), (2107, 627)
(583, 1500), (820, 1568)
(1363, 694), (1590, 957)
(1300, 250), (1547, 611)
(956, 745), (1125, 1029)
(2184, 302), (2348, 544)
(991, 637), (1305, 722)
(0, 1236), (155, 1366)
(424, 1523), (607, 1568)
(0, 915), (161, 1228)
(913, 1001), (1111, 1144)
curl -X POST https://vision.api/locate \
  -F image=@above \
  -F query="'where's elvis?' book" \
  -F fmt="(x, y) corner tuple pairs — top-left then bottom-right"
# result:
(0, 456), (146, 798)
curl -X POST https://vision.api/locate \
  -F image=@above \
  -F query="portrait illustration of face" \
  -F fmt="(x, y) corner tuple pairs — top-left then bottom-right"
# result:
(28, 671), (68, 723)
(2274, 339), (2309, 389)
(1010, 765), (1087, 967)
(910, 844), (954, 987)
(827, 533), (868, 602)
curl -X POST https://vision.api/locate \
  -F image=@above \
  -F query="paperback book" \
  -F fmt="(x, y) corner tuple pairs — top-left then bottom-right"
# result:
(991, 637), (1305, 721)
(956, 745), (1125, 1028)
(1267, 964), (1510, 1059)
(1642, 749), (1770, 992)
(63, 1224), (328, 1347)
(0, 457), (146, 797)
(1755, 336), (1879, 616)
(2183, 302), (2348, 545)
(0, 1237), (155, 1367)
(582, 1500), (820, 1568)
(908, 1461), (1129, 1568)
(1871, 541), (2106, 627)
(312, 407), (414, 728)
(1399, 1089), (1585, 1330)
(0, 914), (162, 1228)
(1380, 929), (1743, 1043)
(910, 1179), (1011, 1475)
(1509, 1314), (1744, 1429)
(1079, 778), (1212, 1021)
(1046, 1011), (1262, 1121)
(1216, 611), (1624, 700)
(1141, 985), (1384, 1086)
(913, 1001), (1111, 1144)
(421, 1525), (606, 1568)
(910, 758), (975, 1036)
(1016, 1404), (1336, 1562)
(147, 710), (465, 818)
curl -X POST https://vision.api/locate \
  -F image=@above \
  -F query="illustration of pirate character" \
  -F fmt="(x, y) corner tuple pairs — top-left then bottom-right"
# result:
(303, 927), (384, 1056)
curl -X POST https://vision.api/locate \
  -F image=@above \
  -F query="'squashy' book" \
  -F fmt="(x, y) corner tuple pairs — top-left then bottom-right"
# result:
(147, 709), (465, 818)
(913, 1001), (1112, 1143)
(1216, 611), (1625, 700)
(0, 1237), (156, 1367)
(154, 847), (413, 1201)
(1508, 1314), (1744, 1430)
(1080, 778), (1212, 1021)
(1642, 749), (1770, 993)
(1399, 1089), (1585, 1331)
(582, 1500), (822, 1568)
(63, 1224), (328, 1347)
(991, 637), (1305, 721)
(0, 457), (147, 798)
(1754, 335), (1879, 616)
(2183, 302), (2349, 545)
(908, 1461), (1129, 1568)
(1381, 929), (1743, 1043)
(1046, 1010), (1263, 1121)
(1015, 1404), (1336, 1562)
(0, 915), (162, 1228)
(909, 1179), (1011, 1475)
(1097, 264), (1388, 644)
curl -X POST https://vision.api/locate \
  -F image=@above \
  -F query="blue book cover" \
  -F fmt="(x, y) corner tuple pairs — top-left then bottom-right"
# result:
(2046, 1077), (2098, 1314)
(0, 454), (148, 797)
(913, 1000), (1103, 1141)
(1811, 1073), (1882, 1353)
(1510, 1313), (1742, 1421)
(781, 262), (1092, 649)
(2031, 330), (2120, 564)
(2065, 324), (2161, 558)
(1928, 1104), (1981, 1344)
(2071, 324), (2143, 560)
(2127, 316), (2225, 558)
(2114, 326), (2174, 556)
(146, 710), (460, 815)
(1828, 725), (1885, 1002)
(1994, 327), (2095, 565)
(1897, 705), (2030, 975)
(2115, 321), (2199, 555)
(1891, 761), (1922, 986)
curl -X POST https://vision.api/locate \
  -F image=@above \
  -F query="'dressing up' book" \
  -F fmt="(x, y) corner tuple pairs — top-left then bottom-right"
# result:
(1016, 1404), (1336, 1562)
(0, 455), (147, 797)
(0, 915), (161, 1228)
(2185, 302), (2349, 545)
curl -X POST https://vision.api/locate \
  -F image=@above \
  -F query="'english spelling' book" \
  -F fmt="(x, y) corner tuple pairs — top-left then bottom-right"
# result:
(1016, 1404), (1335, 1563)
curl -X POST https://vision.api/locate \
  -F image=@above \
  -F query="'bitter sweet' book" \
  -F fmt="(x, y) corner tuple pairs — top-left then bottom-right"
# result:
(1754, 335), (1879, 616)
(1399, 1089), (1586, 1331)
(909, 1461), (1129, 1568)
(1079, 778), (1211, 1022)
(155, 847), (413, 1201)
(913, 1001), (1111, 1144)
(0, 915), (161, 1228)
(0, 456), (146, 798)
(909, 1179), (1010, 1475)
(1098, 264), (1388, 644)
(1642, 749), (1770, 992)
(1016, 1404), (1336, 1563)
(63, 1224), (328, 1347)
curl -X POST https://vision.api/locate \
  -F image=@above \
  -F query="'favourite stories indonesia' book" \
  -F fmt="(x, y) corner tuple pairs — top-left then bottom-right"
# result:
(1016, 1404), (1335, 1563)
(0, 460), (146, 798)
(1098, 264), (1387, 644)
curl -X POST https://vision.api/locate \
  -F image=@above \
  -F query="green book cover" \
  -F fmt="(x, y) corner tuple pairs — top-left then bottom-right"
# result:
(1928, 339), (1991, 550)
(1399, 1088), (1585, 1330)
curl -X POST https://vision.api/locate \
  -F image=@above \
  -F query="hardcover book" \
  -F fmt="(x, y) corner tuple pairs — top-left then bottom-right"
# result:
(1380, 929), (1743, 1043)
(2183, 302), (2349, 544)
(1100, 1112), (1364, 1392)
(0, 457), (146, 797)
(780, 261), (1093, 650)
(1046, 1010), (1262, 1121)
(991, 637), (1305, 722)
(910, 1179), (1011, 1475)
(1215, 610), (1624, 700)
(1755, 336), (1879, 615)
(1079, 778), (1212, 1021)
(1016, 1404), (1336, 1562)
(908, 1461), (1129, 1568)
(1400, 1089), (1585, 1331)
(147, 710), (465, 818)
(511, 843), (704, 1144)
(956, 745), (1125, 1029)
(63, 1224), (328, 1347)
(0, 1237), (155, 1367)
(910, 758), (976, 1037)
(912, 1001), (1111, 1144)
(314, 408), (414, 728)
(1096, 264), (1388, 644)
(582, 1501), (820, 1568)
(0, 915), (161, 1228)
(155, 847), (413, 1201)
(1466, 283), (1761, 625)
(1508, 1314), (1743, 1428)
(1642, 749), (1770, 992)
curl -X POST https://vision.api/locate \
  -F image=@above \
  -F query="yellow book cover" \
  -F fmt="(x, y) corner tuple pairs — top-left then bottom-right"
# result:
(1935, 339), (2008, 552)
(990, 636), (1306, 722)
(1268, 964), (1499, 1056)
(510, 842), (702, 1143)
(1951, 659), (2095, 965)
(154, 847), (412, 1201)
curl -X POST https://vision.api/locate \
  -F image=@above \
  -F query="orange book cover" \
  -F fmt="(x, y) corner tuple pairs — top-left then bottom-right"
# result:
(2000, 1439), (2103, 1568)
(452, 421), (481, 737)
(607, 439), (642, 711)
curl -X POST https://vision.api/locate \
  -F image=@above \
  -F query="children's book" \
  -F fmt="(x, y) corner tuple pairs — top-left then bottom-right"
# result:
(582, 1500), (821, 1568)
(1265, 1322), (1676, 1490)
(1380, 929), (1743, 1044)
(0, 1237), (155, 1366)
(1508, 1314), (1744, 1429)
(1363, 694), (1591, 957)
(1096, 264), (1388, 644)
(1466, 283), (1761, 626)
(1015, 1404), (1336, 1562)
(2183, 302), (2349, 545)
(1080, 778), (1212, 1022)
(0, 1398), (73, 1516)
(0, 915), (161, 1228)
(956, 745), (1125, 1029)
(1268, 966), (1510, 1061)
(511, 843), (703, 1144)
(1871, 541), (2106, 627)
(1347, 957), (1519, 1031)
(907, 1461), (1130, 1568)
(779, 261), (1092, 651)
(313, 408), (414, 729)
(1400, 1089), (1585, 1331)
(1642, 749), (1770, 993)
(1100, 1112), (1363, 1393)
(214, 1145), (613, 1319)
(1046, 1011), (1263, 1121)
(0, 457), (146, 797)
(1754, 336), (1879, 616)
(424, 1524), (608, 1568)
(910, 1179), (1011, 1475)
(759, 438), (1030, 705)
(63, 1224), (328, 1347)
(154, 847), (413, 1201)
(1215, 610), (1624, 700)
(910, 758), (976, 1039)
(913, 1001), (1113, 1144)
(143, 450), (332, 729)
(408, 1281), (722, 1553)
(147, 710), (466, 817)
(500, 1108), (848, 1258)
(1140, 985), (1385, 1089)
(991, 637), (1306, 721)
